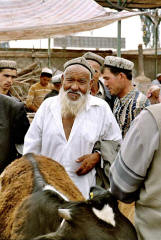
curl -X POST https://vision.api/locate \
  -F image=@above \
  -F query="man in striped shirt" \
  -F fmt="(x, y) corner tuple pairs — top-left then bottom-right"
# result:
(102, 56), (150, 138)
(26, 67), (53, 112)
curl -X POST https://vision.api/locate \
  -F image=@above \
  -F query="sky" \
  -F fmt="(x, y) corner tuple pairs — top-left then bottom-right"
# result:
(9, 14), (159, 50)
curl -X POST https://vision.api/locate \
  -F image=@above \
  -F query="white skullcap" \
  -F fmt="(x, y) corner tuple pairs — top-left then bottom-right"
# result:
(157, 73), (161, 78)
(104, 56), (134, 70)
(41, 67), (52, 76)
(52, 74), (62, 83)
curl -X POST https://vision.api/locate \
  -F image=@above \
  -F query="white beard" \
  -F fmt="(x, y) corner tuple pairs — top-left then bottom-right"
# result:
(59, 87), (89, 117)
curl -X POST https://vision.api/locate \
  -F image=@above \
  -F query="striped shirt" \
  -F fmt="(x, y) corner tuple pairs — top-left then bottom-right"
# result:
(26, 82), (53, 110)
(113, 88), (150, 137)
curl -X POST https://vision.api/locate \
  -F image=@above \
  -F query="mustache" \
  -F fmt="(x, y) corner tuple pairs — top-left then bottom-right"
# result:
(65, 89), (83, 97)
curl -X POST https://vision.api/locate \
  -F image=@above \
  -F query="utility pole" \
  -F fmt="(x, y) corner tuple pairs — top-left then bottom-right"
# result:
(117, 0), (122, 57)
(48, 37), (51, 68)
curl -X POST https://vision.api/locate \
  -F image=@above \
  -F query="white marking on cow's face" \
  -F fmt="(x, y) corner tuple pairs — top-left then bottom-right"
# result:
(59, 219), (65, 229)
(43, 185), (69, 201)
(0, 169), (7, 192)
(58, 209), (72, 220)
(92, 204), (115, 226)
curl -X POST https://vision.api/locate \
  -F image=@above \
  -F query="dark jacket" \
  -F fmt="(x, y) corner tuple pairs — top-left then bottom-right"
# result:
(44, 89), (59, 100)
(0, 94), (30, 173)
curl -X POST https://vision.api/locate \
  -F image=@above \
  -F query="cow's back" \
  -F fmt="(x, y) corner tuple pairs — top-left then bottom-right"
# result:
(0, 154), (84, 240)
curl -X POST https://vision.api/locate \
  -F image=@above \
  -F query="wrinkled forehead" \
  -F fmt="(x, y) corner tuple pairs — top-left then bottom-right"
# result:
(0, 68), (17, 76)
(64, 64), (91, 79)
(87, 59), (101, 69)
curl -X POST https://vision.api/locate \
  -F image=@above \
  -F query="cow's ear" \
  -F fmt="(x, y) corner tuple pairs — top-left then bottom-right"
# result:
(89, 186), (107, 199)
(58, 208), (72, 220)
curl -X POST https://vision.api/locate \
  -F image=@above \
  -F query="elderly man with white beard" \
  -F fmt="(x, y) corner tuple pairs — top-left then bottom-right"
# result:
(23, 57), (122, 198)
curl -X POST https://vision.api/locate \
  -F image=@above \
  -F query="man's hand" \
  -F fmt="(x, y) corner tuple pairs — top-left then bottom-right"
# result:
(75, 152), (101, 176)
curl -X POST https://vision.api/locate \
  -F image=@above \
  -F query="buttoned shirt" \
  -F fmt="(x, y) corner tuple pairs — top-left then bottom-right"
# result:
(23, 94), (121, 198)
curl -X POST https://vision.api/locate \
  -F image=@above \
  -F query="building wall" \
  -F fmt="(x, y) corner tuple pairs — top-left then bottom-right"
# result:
(0, 48), (160, 80)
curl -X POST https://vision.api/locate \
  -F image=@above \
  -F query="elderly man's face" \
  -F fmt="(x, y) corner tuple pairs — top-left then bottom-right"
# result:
(0, 69), (17, 93)
(62, 65), (91, 101)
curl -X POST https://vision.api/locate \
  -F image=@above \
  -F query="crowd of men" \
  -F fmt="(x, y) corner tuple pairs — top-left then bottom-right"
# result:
(0, 53), (161, 240)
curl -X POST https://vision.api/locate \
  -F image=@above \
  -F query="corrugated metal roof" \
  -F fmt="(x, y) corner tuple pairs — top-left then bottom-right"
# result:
(0, 0), (144, 40)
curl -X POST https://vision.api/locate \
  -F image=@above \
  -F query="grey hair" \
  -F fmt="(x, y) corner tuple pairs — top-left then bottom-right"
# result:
(64, 65), (92, 81)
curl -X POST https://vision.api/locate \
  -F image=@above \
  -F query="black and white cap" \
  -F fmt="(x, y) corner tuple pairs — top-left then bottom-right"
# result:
(104, 56), (134, 70)
(83, 52), (104, 67)
(64, 57), (95, 77)
(0, 60), (17, 70)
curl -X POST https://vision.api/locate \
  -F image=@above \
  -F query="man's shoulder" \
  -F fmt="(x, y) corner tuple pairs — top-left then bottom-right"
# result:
(135, 90), (150, 107)
(88, 94), (108, 106)
(88, 95), (111, 113)
(43, 95), (59, 105)
(152, 79), (160, 85)
(0, 94), (24, 109)
(29, 82), (40, 90)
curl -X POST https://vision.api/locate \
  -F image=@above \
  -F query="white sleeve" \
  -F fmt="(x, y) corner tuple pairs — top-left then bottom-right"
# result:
(23, 103), (45, 155)
(101, 103), (122, 143)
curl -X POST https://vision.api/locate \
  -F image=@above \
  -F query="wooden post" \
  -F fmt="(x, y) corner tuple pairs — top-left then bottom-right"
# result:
(138, 44), (144, 76)
(135, 44), (151, 95)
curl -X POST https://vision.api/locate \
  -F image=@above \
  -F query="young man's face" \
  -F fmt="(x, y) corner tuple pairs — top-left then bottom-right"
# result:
(102, 68), (124, 97)
(40, 76), (51, 87)
(0, 69), (17, 93)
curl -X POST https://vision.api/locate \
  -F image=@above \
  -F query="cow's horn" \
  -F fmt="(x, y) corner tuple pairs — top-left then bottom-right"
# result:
(58, 208), (72, 220)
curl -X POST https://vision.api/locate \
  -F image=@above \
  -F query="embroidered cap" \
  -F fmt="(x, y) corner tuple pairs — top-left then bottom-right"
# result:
(64, 57), (95, 77)
(104, 56), (134, 70)
(157, 73), (161, 78)
(41, 67), (52, 76)
(0, 60), (17, 70)
(52, 73), (62, 83)
(83, 52), (104, 67)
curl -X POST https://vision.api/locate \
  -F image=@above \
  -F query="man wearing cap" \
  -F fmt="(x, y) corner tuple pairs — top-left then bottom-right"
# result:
(152, 73), (161, 85)
(23, 57), (121, 198)
(102, 56), (150, 137)
(44, 73), (62, 100)
(110, 103), (161, 240)
(0, 60), (19, 100)
(0, 60), (30, 173)
(83, 52), (115, 110)
(26, 67), (53, 112)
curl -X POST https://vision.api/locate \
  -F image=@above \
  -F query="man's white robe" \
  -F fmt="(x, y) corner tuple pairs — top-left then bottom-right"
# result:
(23, 95), (121, 198)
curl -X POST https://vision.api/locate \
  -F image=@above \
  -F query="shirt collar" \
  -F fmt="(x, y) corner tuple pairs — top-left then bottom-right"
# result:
(86, 94), (102, 111)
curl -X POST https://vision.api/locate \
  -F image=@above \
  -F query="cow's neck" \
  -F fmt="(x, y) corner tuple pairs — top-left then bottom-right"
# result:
(62, 115), (75, 140)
